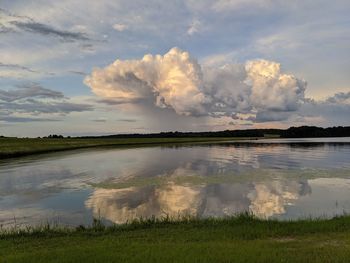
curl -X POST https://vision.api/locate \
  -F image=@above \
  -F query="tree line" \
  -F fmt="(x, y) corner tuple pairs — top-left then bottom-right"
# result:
(80, 126), (350, 139)
(280, 126), (350, 138)
(1, 126), (349, 139)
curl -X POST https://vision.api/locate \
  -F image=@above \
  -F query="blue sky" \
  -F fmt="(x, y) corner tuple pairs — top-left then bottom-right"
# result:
(0, 0), (349, 136)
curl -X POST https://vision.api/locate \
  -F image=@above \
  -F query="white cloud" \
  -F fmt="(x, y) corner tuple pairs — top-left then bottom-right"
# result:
(85, 47), (209, 116)
(1, 0), (349, 133)
(113, 23), (128, 32)
(85, 48), (306, 122)
(245, 60), (306, 111)
(185, 0), (275, 13)
(187, 19), (201, 35)
(212, 0), (273, 12)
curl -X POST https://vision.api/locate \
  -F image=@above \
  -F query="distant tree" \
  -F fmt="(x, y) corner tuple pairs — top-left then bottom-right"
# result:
(47, 134), (64, 139)
(281, 126), (350, 138)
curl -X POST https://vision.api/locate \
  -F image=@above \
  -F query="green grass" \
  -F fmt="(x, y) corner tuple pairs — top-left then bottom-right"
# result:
(1, 214), (350, 262)
(0, 137), (251, 159)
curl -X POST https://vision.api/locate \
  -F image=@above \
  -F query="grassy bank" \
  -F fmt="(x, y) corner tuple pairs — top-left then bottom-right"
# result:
(0, 137), (247, 159)
(1, 215), (350, 262)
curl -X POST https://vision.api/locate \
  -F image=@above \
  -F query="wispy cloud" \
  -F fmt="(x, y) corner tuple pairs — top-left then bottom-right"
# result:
(0, 116), (61, 123)
(68, 70), (87, 76)
(0, 8), (91, 43)
(10, 21), (90, 42)
(0, 83), (63, 102)
(187, 19), (201, 35)
(0, 83), (93, 123)
(91, 117), (107, 122)
(326, 92), (350, 104)
(113, 23), (128, 32)
(0, 62), (39, 74)
(116, 118), (137, 122)
(1, 100), (93, 114)
(0, 62), (55, 79)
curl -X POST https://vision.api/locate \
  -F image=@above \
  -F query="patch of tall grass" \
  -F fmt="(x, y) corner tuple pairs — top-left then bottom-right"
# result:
(2, 212), (350, 239)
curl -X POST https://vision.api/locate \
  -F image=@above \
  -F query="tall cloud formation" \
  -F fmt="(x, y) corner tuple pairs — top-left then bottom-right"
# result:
(85, 48), (306, 122)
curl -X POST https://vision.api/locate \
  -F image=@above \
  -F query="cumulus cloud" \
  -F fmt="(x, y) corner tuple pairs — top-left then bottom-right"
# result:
(85, 47), (306, 122)
(245, 60), (306, 111)
(85, 48), (209, 116)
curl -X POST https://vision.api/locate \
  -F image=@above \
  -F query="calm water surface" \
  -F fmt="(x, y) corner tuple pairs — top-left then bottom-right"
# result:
(1, 138), (350, 227)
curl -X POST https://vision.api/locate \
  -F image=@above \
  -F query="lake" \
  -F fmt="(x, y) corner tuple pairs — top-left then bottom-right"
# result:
(1, 138), (350, 227)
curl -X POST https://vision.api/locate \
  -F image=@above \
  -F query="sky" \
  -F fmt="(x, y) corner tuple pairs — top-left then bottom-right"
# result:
(0, 0), (349, 137)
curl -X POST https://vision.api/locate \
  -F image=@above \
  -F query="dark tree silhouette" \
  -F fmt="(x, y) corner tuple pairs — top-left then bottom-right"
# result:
(281, 126), (350, 138)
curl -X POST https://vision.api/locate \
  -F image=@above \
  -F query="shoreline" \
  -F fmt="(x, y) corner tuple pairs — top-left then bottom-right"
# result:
(0, 137), (257, 160)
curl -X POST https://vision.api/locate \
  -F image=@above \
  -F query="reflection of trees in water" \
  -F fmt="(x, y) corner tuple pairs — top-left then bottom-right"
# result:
(85, 178), (311, 224)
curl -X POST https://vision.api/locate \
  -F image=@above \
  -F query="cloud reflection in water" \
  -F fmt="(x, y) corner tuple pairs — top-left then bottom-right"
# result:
(86, 178), (311, 223)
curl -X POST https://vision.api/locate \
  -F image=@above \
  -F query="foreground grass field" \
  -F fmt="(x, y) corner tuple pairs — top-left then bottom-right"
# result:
(1, 215), (350, 262)
(0, 137), (245, 159)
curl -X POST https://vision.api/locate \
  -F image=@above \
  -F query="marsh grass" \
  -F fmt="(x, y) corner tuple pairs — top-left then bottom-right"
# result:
(0, 137), (245, 159)
(2, 212), (350, 239)
(2, 214), (350, 262)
